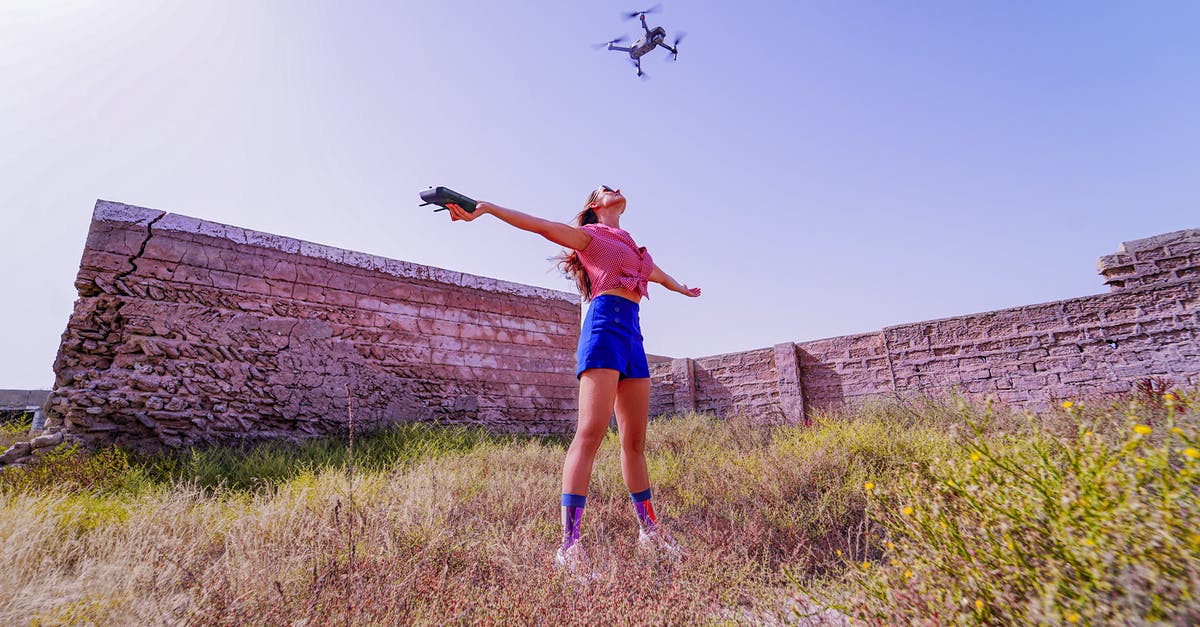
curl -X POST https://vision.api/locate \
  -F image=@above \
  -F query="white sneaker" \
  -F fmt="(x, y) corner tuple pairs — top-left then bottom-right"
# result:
(554, 542), (593, 577)
(637, 528), (683, 560)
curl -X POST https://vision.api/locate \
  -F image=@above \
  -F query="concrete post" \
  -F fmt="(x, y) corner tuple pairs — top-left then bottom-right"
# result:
(773, 342), (807, 425)
(671, 357), (695, 414)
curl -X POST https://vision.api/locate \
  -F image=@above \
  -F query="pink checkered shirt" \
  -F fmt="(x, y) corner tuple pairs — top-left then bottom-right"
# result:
(578, 223), (654, 299)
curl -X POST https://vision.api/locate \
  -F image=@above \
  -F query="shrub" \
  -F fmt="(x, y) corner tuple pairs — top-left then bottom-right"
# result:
(825, 390), (1200, 624)
(0, 412), (33, 450)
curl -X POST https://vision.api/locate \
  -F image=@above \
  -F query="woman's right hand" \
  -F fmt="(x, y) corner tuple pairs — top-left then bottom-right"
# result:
(447, 201), (490, 222)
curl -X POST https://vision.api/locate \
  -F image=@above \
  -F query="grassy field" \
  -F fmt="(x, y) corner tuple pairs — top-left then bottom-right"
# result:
(0, 390), (1196, 625)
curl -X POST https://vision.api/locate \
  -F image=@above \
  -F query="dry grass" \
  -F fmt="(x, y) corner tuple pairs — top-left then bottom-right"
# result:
(0, 389), (1195, 624)
(0, 435), (785, 624)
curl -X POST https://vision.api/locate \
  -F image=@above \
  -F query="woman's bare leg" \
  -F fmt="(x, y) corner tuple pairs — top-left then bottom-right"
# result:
(613, 376), (651, 493)
(562, 368), (621, 494)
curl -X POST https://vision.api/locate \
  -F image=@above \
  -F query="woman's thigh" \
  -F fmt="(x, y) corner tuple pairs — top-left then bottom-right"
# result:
(577, 368), (621, 440)
(613, 377), (651, 445)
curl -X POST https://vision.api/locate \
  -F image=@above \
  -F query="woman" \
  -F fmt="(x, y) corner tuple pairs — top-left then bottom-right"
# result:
(446, 185), (700, 572)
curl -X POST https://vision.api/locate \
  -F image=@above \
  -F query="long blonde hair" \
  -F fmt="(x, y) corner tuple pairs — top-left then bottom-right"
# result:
(555, 188), (601, 298)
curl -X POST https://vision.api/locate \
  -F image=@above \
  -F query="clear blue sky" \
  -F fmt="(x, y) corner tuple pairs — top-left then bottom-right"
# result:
(2, 1), (1197, 389)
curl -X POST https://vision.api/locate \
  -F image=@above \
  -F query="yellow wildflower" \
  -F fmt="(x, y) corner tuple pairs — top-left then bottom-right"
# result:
(1084, 538), (1095, 547)
(1006, 539), (1015, 551)
(1165, 393), (1177, 402)
(970, 452), (982, 462)
(904, 569), (913, 579)
(1061, 401), (1074, 409)
(1065, 610), (1081, 623)
(890, 558), (900, 567)
(975, 599), (985, 612)
(1134, 424), (1152, 436)
(836, 549), (843, 557)
(886, 541), (895, 551)
(1172, 427), (1184, 436)
(1184, 448), (1200, 460)
(864, 481), (874, 492)
(861, 561), (870, 570)
(902, 506), (914, 516)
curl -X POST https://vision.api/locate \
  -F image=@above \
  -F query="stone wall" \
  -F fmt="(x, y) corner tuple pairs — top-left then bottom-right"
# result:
(650, 229), (1200, 421)
(37, 200), (581, 454)
(2, 201), (1195, 466)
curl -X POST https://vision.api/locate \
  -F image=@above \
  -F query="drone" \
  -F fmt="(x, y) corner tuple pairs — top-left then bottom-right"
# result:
(594, 5), (685, 78)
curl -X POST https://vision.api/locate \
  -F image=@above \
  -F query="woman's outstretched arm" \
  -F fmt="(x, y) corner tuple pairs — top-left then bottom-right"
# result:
(649, 263), (701, 297)
(447, 202), (591, 251)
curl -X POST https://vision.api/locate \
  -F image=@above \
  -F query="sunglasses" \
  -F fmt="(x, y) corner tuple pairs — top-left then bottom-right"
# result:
(600, 185), (617, 193)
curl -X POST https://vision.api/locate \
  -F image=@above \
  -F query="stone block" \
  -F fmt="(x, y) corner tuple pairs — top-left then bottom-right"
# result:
(0, 441), (32, 464)
(1059, 369), (1098, 384)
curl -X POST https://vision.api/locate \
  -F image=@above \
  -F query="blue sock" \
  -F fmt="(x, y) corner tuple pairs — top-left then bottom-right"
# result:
(631, 488), (657, 531)
(561, 493), (586, 550)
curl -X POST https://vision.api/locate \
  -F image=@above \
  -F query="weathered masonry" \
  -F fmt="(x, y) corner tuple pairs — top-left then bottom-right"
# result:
(41, 200), (581, 453)
(1, 201), (1196, 466)
(649, 229), (1200, 422)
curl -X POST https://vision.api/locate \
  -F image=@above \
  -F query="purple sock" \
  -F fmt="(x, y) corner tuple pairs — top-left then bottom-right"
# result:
(631, 488), (657, 531)
(561, 493), (586, 550)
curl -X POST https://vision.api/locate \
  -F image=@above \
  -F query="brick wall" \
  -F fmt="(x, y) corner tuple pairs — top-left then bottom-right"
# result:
(42, 200), (581, 452)
(650, 229), (1200, 420)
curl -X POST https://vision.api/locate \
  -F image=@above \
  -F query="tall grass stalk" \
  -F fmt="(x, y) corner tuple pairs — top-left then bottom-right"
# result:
(345, 383), (356, 625)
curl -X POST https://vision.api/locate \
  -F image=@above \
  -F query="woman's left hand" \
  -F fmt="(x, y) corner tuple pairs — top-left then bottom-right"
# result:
(678, 285), (701, 297)
(446, 202), (485, 222)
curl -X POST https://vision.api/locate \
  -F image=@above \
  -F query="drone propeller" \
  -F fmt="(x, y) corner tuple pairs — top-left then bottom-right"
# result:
(591, 35), (628, 50)
(669, 31), (686, 60)
(623, 3), (662, 20)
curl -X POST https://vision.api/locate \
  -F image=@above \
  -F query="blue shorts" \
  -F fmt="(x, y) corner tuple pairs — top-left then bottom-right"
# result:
(576, 294), (650, 380)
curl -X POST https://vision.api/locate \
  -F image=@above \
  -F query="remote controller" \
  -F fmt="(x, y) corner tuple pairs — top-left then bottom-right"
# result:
(418, 187), (478, 213)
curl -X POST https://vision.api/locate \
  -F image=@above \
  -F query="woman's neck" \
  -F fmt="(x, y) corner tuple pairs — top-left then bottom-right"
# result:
(596, 211), (621, 229)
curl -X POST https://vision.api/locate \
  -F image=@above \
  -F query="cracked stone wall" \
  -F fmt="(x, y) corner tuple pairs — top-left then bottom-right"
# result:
(652, 229), (1200, 421)
(37, 200), (580, 454)
(6, 200), (1195, 466)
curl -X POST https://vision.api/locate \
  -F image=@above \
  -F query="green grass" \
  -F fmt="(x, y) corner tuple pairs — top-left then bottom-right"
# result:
(1, 422), (527, 495)
(0, 412), (33, 450)
(0, 389), (1196, 624)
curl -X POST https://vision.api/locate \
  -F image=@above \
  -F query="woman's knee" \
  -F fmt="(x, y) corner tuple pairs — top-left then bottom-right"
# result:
(570, 427), (607, 453)
(619, 434), (645, 456)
